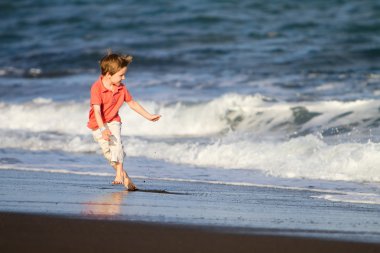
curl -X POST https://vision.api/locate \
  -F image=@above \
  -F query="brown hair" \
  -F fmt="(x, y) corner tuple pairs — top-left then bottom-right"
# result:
(100, 50), (133, 75)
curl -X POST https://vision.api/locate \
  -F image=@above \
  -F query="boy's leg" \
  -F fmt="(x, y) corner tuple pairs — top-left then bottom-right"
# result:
(92, 129), (113, 162)
(112, 162), (124, 185)
(107, 122), (125, 164)
(107, 122), (136, 190)
(112, 162), (137, 190)
(108, 122), (125, 184)
(92, 122), (126, 185)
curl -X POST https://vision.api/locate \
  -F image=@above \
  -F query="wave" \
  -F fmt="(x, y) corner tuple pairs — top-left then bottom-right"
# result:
(2, 94), (380, 184)
(1, 130), (380, 184)
(124, 135), (380, 183)
(1, 94), (380, 138)
(313, 193), (380, 205)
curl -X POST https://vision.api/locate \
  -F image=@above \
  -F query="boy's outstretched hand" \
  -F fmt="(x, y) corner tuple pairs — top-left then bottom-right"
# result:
(149, 114), (161, 122)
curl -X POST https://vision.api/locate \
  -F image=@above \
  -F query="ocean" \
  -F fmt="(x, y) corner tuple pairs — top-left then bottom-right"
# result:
(1, 0), (380, 207)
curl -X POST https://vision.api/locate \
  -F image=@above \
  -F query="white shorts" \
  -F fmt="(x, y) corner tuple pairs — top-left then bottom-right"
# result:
(92, 121), (126, 165)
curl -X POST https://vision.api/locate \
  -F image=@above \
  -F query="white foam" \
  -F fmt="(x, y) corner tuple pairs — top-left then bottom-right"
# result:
(124, 135), (380, 183)
(0, 131), (98, 153)
(0, 166), (113, 177)
(1, 93), (379, 137)
(313, 193), (380, 205)
(1, 131), (380, 183)
(0, 100), (90, 135)
(1, 94), (380, 184)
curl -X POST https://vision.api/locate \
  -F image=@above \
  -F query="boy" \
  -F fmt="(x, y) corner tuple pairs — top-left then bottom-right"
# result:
(87, 52), (161, 190)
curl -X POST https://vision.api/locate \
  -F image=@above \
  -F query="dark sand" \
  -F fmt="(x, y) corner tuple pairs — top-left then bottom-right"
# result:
(1, 212), (380, 253)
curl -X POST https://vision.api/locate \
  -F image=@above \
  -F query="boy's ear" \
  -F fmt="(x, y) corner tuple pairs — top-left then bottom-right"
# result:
(104, 72), (112, 78)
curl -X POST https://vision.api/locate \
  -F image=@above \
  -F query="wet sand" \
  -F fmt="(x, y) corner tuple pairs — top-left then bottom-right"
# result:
(0, 169), (380, 252)
(1, 212), (380, 253)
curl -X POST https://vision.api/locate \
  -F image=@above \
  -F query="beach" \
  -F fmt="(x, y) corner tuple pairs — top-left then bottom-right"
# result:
(2, 212), (380, 253)
(1, 0), (380, 251)
(1, 169), (380, 252)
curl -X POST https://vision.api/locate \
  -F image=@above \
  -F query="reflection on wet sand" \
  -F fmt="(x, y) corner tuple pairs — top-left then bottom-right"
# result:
(82, 191), (128, 216)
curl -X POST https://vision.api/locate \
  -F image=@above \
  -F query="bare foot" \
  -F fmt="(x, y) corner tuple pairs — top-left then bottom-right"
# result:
(112, 172), (124, 185)
(111, 177), (123, 185)
(123, 173), (137, 191)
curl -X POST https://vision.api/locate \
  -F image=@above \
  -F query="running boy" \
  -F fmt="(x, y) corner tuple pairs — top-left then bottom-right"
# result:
(87, 52), (161, 190)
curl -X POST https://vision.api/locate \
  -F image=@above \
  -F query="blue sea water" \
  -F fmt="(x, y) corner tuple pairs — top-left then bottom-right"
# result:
(1, 0), (380, 205)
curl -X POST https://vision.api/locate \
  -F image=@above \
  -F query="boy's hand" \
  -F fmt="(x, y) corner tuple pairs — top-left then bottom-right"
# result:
(101, 129), (112, 141)
(149, 114), (161, 122)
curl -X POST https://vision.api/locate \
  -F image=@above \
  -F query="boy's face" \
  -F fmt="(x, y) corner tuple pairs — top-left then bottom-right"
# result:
(108, 67), (128, 86)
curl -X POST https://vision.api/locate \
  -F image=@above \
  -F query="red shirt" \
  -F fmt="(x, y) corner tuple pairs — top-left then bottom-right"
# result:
(87, 76), (133, 130)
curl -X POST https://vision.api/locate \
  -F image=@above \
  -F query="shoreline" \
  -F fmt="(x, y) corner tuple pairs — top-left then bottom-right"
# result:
(1, 211), (379, 253)
(1, 169), (380, 246)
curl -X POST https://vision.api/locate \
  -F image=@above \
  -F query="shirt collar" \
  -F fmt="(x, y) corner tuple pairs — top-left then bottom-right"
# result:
(98, 76), (123, 93)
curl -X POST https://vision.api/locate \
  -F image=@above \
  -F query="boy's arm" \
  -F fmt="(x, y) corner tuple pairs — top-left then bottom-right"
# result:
(126, 100), (161, 121)
(93, 105), (112, 141)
